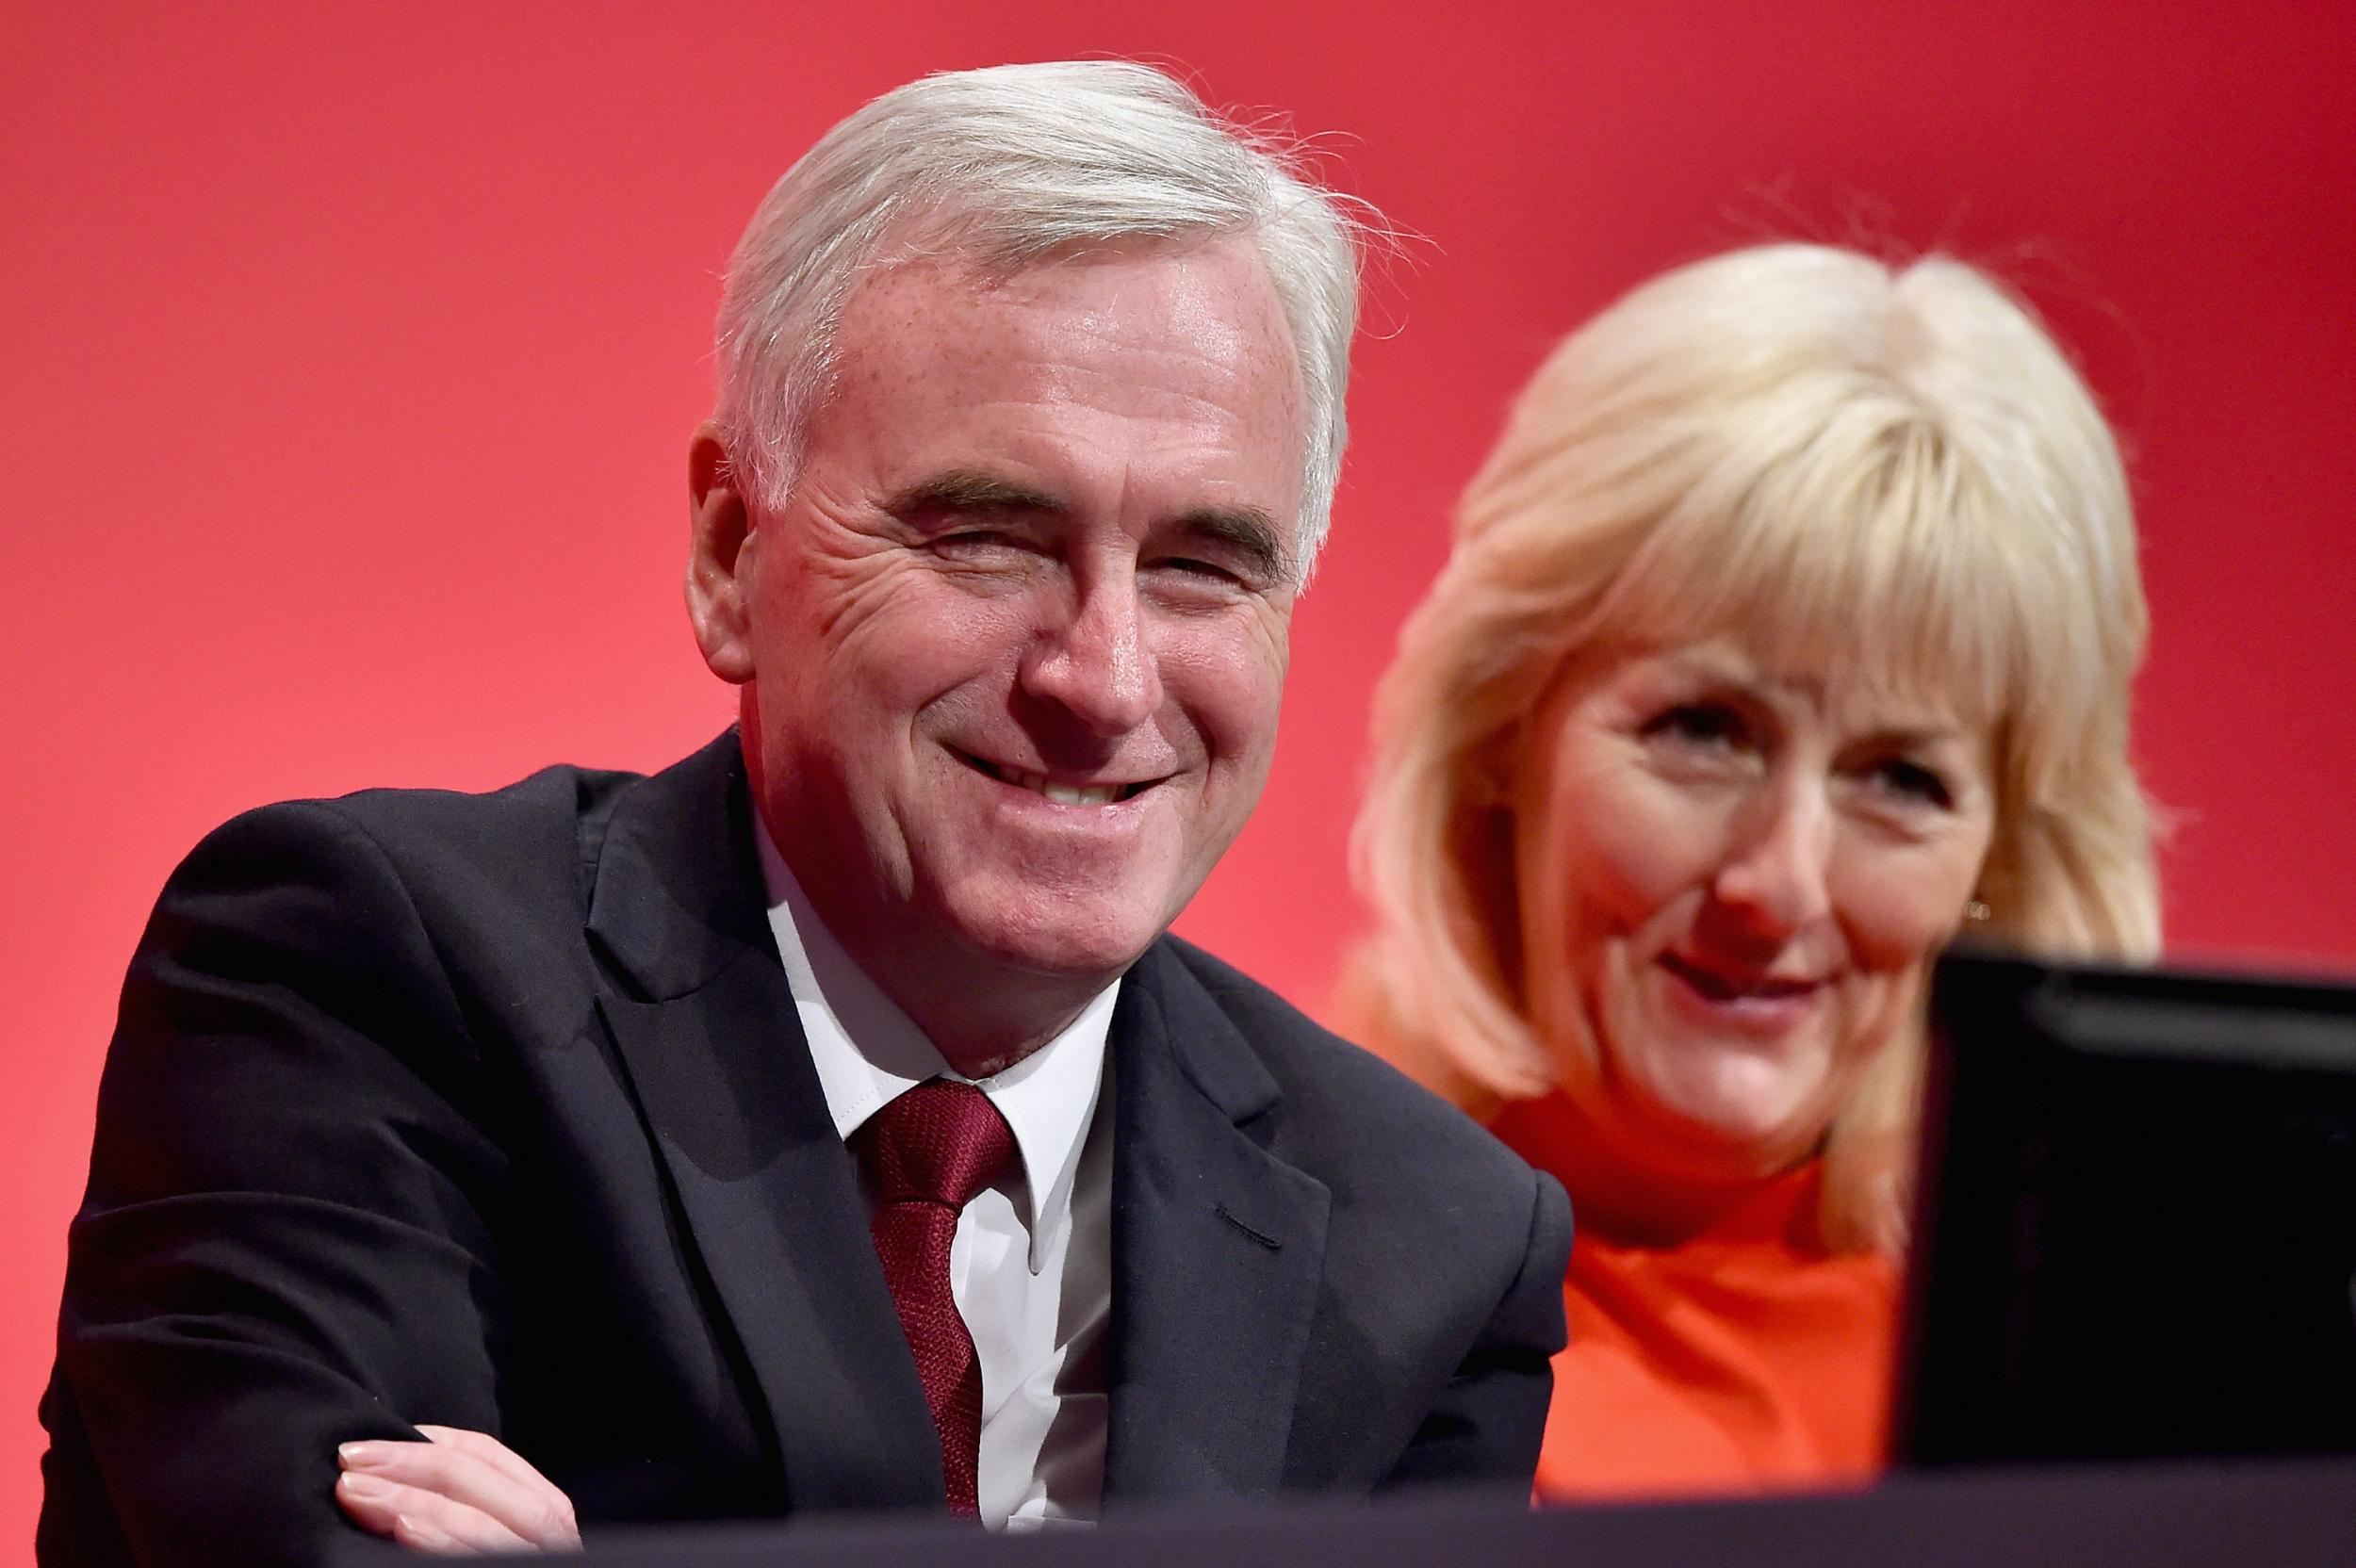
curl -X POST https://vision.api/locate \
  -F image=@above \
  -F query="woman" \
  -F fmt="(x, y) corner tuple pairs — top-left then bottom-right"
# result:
(1344, 243), (2160, 1499)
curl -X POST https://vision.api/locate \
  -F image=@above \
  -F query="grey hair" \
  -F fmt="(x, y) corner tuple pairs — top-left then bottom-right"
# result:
(712, 59), (1365, 575)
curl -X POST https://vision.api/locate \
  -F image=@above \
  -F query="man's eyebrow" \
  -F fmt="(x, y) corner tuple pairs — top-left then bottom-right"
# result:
(885, 471), (1068, 519)
(1174, 508), (1288, 582)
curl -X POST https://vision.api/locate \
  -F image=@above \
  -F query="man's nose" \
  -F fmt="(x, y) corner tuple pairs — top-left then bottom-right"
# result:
(1710, 777), (1835, 941)
(1018, 571), (1162, 737)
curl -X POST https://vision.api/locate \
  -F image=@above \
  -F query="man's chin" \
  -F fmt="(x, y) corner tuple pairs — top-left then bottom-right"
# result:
(944, 900), (1170, 988)
(971, 926), (1158, 986)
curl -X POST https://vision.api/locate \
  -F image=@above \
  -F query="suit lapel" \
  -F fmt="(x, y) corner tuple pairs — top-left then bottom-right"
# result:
(584, 735), (942, 1514)
(1103, 942), (1332, 1503)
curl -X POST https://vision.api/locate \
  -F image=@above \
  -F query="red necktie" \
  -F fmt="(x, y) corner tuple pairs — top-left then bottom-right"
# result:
(851, 1079), (1016, 1517)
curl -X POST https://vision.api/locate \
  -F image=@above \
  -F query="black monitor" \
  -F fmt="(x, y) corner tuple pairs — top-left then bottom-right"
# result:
(1899, 950), (2356, 1466)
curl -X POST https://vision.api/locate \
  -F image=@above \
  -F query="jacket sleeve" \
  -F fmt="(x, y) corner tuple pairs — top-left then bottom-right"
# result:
(1373, 1168), (1572, 1494)
(43, 802), (514, 1568)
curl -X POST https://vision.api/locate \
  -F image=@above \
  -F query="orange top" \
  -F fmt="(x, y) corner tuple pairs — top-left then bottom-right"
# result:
(1526, 1162), (1900, 1501)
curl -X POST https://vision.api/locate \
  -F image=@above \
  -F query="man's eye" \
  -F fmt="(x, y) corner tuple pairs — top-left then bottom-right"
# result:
(1869, 758), (1955, 809)
(931, 530), (1026, 557)
(1148, 557), (1245, 588)
(1644, 703), (1745, 750)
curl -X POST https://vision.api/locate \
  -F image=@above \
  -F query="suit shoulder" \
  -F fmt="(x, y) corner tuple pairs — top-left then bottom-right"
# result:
(186, 760), (636, 882)
(300, 760), (639, 849)
(1158, 936), (1535, 1186)
(151, 761), (654, 974)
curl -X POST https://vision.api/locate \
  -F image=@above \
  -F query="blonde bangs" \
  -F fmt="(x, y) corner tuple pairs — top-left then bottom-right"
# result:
(1586, 387), (2097, 776)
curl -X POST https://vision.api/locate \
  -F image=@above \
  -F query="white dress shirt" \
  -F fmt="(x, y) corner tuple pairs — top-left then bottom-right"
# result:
(755, 825), (1112, 1529)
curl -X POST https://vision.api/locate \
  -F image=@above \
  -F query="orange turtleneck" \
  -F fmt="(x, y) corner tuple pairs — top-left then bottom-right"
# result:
(1495, 1106), (1901, 1501)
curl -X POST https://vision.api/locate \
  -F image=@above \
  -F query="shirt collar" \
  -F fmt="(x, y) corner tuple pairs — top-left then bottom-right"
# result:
(755, 820), (1112, 1272)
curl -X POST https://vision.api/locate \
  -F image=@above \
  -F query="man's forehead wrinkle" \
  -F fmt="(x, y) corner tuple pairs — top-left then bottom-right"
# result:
(1024, 289), (1268, 376)
(911, 319), (1285, 420)
(1154, 270), (1265, 372)
(1013, 376), (1301, 449)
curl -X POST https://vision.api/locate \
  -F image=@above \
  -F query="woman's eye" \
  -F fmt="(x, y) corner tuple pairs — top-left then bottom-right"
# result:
(1870, 758), (1955, 809)
(1644, 703), (1746, 750)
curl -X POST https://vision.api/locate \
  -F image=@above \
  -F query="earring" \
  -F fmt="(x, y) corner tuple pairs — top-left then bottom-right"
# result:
(1963, 899), (1992, 923)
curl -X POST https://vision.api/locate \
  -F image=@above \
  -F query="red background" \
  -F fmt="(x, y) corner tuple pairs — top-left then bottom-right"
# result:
(6, 2), (2352, 1553)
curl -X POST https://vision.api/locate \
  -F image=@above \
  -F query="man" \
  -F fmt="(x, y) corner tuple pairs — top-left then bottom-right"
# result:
(41, 61), (1570, 1564)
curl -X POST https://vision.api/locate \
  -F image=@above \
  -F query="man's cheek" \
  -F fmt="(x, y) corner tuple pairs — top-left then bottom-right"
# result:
(1172, 631), (1288, 728)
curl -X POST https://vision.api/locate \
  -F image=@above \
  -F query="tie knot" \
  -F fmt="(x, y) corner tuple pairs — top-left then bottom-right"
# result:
(854, 1079), (1016, 1210)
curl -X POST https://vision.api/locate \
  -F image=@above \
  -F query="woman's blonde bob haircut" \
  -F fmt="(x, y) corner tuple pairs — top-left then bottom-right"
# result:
(1347, 243), (2160, 1254)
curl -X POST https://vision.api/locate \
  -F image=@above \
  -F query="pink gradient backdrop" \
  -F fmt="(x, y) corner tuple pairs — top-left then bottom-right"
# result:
(7, 2), (2352, 1555)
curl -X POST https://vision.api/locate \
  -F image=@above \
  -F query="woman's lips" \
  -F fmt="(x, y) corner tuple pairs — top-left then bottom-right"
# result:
(1657, 951), (1826, 1031)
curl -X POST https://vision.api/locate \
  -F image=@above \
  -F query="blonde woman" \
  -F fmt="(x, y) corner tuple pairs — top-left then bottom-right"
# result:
(1345, 243), (2159, 1498)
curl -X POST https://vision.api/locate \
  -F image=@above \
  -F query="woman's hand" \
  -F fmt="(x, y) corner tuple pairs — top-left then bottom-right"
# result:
(335, 1425), (581, 1553)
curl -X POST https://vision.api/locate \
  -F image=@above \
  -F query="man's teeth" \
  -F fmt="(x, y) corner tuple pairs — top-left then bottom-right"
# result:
(1000, 766), (1125, 806)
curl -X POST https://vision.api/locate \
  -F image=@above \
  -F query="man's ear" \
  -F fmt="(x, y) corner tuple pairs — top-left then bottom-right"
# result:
(686, 423), (759, 684)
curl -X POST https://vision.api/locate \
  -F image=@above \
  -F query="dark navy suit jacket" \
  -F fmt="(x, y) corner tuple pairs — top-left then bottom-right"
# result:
(41, 733), (1571, 1566)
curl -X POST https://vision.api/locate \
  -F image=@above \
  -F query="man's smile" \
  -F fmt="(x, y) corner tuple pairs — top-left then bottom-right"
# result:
(952, 747), (1167, 806)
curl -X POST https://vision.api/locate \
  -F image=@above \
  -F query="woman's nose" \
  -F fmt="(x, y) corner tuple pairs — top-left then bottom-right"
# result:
(1710, 780), (1835, 941)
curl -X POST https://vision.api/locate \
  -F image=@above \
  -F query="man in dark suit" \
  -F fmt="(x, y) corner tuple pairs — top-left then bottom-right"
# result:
(41, 61), (1571, 1564)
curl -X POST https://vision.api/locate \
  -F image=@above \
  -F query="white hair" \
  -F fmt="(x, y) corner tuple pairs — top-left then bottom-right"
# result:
(712, 60), (1365, 574)
(1345, 243), (2161, 1255)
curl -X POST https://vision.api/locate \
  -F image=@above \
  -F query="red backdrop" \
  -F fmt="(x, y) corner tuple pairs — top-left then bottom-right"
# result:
(7, 1), (2353, 1553)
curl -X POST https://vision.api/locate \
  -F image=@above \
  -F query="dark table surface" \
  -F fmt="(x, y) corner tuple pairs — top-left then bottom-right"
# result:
(331, 1456), (2356, 1568)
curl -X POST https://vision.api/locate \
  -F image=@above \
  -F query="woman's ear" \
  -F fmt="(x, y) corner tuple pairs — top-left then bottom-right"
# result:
(685, 423), (758, 684)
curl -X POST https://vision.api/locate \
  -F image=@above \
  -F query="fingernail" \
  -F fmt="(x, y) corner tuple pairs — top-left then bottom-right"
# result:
(338, 1441), (388, 1469)
(338, 1470), (393, 1500)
